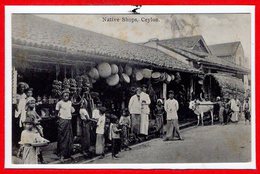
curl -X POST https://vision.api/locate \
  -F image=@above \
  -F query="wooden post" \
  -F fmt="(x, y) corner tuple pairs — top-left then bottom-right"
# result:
(12, 67), (17, 104)
(163, 83), (167, 101)
(55, 64), (60, 80)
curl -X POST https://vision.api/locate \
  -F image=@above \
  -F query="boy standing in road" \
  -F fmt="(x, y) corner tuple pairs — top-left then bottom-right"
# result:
(164, 90), (183, 141)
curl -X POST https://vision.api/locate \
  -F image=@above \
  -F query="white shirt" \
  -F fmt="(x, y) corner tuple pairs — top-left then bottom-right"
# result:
(128, 95), (142, 115)
(92, 108), (100, 119)
(140, 92), (151, 114)
(165, 98), (179, 120)
(230, 99), (240, 112)
(96, 115), (106, 134)
(79, 108), (90, 120)
(55, 100), (75, 119)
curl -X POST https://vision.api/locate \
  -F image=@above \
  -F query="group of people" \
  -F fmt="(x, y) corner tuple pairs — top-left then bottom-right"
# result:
(128, 85), (183, 142)
(217, 94), (251, 125)
(15, 81), (186, 164)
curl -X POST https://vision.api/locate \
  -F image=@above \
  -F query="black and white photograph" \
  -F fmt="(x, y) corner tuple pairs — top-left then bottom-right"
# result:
(5, 6), (255, 169)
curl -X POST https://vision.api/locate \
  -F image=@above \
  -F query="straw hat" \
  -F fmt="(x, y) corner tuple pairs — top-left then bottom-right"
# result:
(142, 68), (153, 78)
(121, 73), (130, 83)
(166, 73), (172, 83)
(160, 72), (167, 81)
(111, 64), (119, 74)
(88, 68), (99, 80)
(106, 74), (119, 86)
(125, 65), (133, 76)
(152, 72), (161, 79)
(171, 74), (175, 80)
(118, 65), (124, 73)
(97, 62), (112, 78)
(135, 71), (143, 81)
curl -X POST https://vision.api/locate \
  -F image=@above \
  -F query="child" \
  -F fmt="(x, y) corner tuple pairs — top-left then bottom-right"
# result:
(243, 98), (251, 125)
(223, 98), (231, 125)
(25, 97), (46, 163)
(95, 107), (107, 158)
(153, 99), (165, 138)
(110, 116), (122, 159)
(55, 89), (75, 162)
(79, 98), (91, 157)
(119, 109), (131, 151)
(19, 117), (48, 164)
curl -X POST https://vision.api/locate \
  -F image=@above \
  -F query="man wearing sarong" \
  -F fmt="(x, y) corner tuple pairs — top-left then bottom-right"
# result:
(140, 84), (151, 138)
(164, 90), (183, 141)
(55, 89), (75, 162)
(128, 87), (142, 140)
(229, 95), (241, 123)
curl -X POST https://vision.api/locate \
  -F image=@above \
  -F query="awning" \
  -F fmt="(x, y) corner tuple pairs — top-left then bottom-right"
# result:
(205, 73), (245, 94)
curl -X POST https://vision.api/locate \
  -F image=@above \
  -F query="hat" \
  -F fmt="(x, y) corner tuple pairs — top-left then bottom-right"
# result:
(62, 89), (70, 95)
(18, 82), (29, 89)
(99, 107), (107, 113)
(157, 99), (163, 104)
(23, 116), (34, 124)
(168, 90), (174, 94)
(97, 62), (112, 78)
(26, 97), (36, 104)
(142, 84), (148, 88)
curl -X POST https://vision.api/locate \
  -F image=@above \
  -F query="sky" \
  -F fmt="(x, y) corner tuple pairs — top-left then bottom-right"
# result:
(37, 14), (251, 67)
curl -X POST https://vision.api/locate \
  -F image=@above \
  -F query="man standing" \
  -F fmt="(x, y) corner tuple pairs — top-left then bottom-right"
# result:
(128, 87), (142, 139)
(229, 94), (241, 123)
(140, 84), (151, 137)
(164, 90), (183, 141)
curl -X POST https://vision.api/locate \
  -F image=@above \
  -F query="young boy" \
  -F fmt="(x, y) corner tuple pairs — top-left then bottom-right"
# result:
(55, 89), (75, 162)
(119, 109), (131, 151)
(110, 116), (122, 159)
(79, 98), (91, 157)
(95, 107), (107, 158)
(243, 98), (251, 125)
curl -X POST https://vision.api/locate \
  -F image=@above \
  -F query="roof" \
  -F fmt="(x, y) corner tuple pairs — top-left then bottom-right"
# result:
(157, 42), (249, 74)
(12, 14), (200, 74)
(205, 73), (245, 94)
(158, 35), (211, 54)
(208, 42), (241, 57)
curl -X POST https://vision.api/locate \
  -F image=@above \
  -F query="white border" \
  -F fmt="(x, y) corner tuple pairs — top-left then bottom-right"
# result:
(5, 5), (256, 169)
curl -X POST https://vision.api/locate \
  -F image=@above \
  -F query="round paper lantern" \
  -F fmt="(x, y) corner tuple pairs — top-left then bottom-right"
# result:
(142, 68), (153, 78)
(97, 62), (112, 78)
(111, 64), (119, 74)
(88, 68), (99, 80)
(106, 74), (120, 86)
(171, 74), (175, 80)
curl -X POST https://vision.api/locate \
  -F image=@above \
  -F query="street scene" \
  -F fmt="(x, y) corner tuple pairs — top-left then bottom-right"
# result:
(88, 122), (251, 163)
(8, 12), (252, 166)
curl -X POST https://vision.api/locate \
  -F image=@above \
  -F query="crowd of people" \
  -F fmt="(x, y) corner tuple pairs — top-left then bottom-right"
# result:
(216, 94), (251, 125)
(14, 81), (251, 164)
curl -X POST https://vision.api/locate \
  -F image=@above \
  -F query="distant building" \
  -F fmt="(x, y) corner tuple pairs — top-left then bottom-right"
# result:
(209, 42), (246, 68)
(143, 35), (250, 100)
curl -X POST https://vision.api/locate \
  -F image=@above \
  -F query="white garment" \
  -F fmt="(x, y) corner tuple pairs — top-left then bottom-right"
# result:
(165, 98), (179, 120)
(15, 93), (27, 127)
(128, 95), (142, 115)
(92, 108), (100, 119)
(140, 113), (149, 135)
(55, 100), (75, 120)
(96, 115), (106, 134)
(140, 92), (151, 114)
(230, 99), (240, 112)
(79, 108), (90, 120)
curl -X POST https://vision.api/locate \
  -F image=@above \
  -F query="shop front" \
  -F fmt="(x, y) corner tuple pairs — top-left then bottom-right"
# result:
(12, 14), (202, 147)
